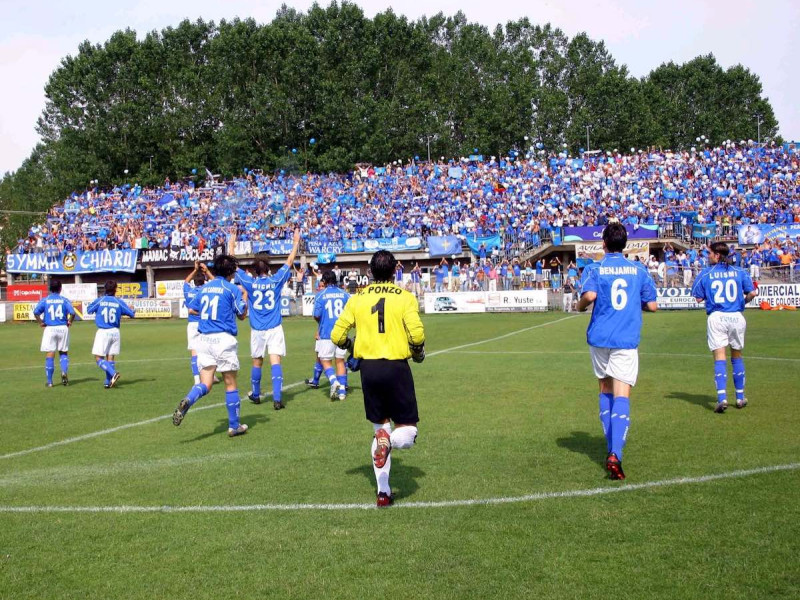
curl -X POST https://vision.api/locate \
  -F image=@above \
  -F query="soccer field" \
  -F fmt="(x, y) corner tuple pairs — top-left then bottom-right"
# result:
(1, 311), (799, 599)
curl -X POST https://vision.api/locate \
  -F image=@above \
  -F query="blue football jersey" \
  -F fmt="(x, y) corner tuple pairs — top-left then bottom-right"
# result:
(187, 277), (246, 336)
(33, 294), (76, 326)
(183, 282), (202, 324)
(313, 286), (351, 339)
(691, 264), (754, 314)
(235, 266), (291, 331)
(580, 253), (657, 349)
(86, 296), (136, 329)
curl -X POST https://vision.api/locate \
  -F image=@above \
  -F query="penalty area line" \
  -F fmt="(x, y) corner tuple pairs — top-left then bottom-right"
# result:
(1, 316), (576, 461)
(0, 462), (796, 513)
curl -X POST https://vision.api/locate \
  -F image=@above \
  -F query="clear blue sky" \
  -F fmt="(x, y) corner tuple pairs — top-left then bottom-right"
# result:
(1, 0), (797, 174)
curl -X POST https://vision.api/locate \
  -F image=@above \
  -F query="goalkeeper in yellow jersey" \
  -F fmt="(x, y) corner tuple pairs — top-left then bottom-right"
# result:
(331, 250), (425, 507)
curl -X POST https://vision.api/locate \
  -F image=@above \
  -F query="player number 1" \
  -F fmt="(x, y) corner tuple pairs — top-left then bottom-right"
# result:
(371, 298), (385, 333)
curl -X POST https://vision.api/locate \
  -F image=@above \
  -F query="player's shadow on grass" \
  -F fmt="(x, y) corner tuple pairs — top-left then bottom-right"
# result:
(116, 378), (155, 386)
(181, 413), (270, 443)
(667, 391), (717, 412)
(345, 459), (425, 501)
(556, 431), (607, 469)
(62, 378), (94, 386)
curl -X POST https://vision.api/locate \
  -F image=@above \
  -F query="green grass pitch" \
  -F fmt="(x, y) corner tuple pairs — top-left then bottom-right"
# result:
(0, 311), (798, 599)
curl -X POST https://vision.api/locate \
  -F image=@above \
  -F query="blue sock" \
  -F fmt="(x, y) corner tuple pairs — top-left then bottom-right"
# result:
(105, 361), (115, 385)
(271, 364), (283, 403)
(251, 366), (262, 397)
(185, 383), (208, 407)
(191, 356), (199, 377)
(324, 367), (336, 385)
(598, 393), (613, 453)
(97, 358), (116, 378)
(337, 374), (347, 391)
(731, 358), (745, 402)
(312, 361), (323, 385)
(610, 396), (631, 460)
(714, 360), (728, 403)
(59, 354), (69, 376)
(45, 357), (55, 384)
(225, 390), (240, 429)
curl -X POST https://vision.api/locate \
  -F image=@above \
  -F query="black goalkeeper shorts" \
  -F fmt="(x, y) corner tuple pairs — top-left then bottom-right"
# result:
(359, 359), (419, 425)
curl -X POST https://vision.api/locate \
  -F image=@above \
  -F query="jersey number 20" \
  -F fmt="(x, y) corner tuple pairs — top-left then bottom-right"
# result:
(711, 279), (738, 303)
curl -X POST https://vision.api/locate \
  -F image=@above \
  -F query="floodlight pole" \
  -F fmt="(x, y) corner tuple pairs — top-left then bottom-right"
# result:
(756, 116), (762, 145)
(586, 125), (591, 153)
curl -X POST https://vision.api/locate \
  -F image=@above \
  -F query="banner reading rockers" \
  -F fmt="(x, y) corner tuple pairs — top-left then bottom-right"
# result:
(139, 245), (225, 266)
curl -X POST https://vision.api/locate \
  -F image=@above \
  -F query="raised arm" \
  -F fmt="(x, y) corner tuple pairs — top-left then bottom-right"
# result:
(285, 228), (302, 268)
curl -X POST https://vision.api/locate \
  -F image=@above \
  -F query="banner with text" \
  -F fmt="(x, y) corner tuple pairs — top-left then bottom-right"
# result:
(423, 292), (486, 314)
(737, 224), (800, 245)
(252, 240), (295, 255)
(62, 283), (98, 302)
(7, 285), (47, 301)
(575, 241), (649, 263)
(363, 237), (422, 252)
(656, 287), (702, 310)
(562, 225), (657, 242)
(155, 280), (185, 300)
(129, 298), (173, 318)
(746, 283), (800, 308)
(306, 240), (344, 255)
(6, 250), (138, 274)
(139, 245), (224, 267)
(116, 282), (149, 298)
(486, 290), (548, 312)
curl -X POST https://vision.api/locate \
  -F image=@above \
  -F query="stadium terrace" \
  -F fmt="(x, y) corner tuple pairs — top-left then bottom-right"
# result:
(11, 142), (800, 257)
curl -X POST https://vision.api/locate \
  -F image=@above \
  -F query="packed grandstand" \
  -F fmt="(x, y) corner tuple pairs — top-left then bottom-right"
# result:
(9, 142), (800, 259)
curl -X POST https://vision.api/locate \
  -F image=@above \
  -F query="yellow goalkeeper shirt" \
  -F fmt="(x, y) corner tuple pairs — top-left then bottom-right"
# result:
(330, 282), (425, 360)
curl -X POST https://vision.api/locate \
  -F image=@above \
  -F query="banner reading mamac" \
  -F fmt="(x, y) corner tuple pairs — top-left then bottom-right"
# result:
(139, 245), (224, 266)
(6, 250), (138, 274)
(575, 241), (649, 263)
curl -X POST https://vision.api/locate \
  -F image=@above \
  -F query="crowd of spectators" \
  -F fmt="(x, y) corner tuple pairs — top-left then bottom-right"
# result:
(10, 141), (800, 256)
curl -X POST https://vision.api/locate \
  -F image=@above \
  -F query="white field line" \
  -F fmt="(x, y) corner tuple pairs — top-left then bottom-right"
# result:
(0, 381), (304, 461)
(0, 316), (577, 461)
(0, 462), (796, 513)
(452, 350), (800, 362)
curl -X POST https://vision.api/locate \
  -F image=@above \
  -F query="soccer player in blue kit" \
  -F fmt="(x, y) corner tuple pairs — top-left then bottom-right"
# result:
(578, 223), (658, 480)
(235, 228), (300, 410)
(310, 270), (351, 401)
(184, 261), (213, 384)
(173, 254), (249, 437)
(86, 281), (136, 388)
(691, 242), (758, 413)
(33, 280), (76, 387)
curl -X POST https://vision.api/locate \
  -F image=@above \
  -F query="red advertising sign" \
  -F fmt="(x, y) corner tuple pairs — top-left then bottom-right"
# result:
(7, 284), (47, 301)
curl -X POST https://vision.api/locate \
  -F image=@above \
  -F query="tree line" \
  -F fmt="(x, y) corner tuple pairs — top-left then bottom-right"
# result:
(0, 1), (780, 256)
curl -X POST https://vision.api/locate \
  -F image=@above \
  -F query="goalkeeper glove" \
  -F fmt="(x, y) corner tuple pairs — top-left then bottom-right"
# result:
(336, 337), (354, 352)
(410, 343), (425, 363)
